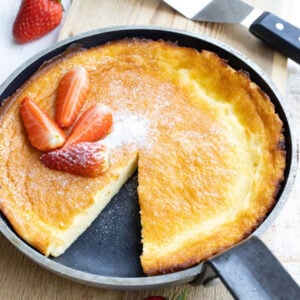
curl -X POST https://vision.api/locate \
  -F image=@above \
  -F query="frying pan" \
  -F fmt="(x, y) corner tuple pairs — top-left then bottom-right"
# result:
(0, 26), (299, 299)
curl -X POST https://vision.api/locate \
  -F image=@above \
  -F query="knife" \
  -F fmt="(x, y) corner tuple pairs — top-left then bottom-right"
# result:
(163, 0), (300, 64)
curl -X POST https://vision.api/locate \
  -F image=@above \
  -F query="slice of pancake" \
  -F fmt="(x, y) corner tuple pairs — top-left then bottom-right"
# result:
(137, 48), (286, 275)
(0, 39), (285, 274)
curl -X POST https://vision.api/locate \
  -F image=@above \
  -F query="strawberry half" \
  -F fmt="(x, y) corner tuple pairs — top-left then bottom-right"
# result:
(20, 97), (66, 151)
(13, 0), (63, 44)
(55, 66), (90, 128)
(64, 104), (113, 147)
(40, 142), (110, 177)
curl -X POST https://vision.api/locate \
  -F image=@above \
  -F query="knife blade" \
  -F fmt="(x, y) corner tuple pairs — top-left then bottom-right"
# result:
(163, 0), (300, 64)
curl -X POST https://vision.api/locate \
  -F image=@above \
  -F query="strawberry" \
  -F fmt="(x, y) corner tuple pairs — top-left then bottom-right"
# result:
(55, 66), (90, 128)
(13, 0), (63, 44)
(40, 142), (110, 177)
(20, 97), (66, 151)
(64, 104), (113, 147)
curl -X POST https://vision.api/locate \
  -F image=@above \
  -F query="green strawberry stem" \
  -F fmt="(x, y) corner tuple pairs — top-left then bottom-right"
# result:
(55, 0), (64, 12)
(171, 289), (188, 300)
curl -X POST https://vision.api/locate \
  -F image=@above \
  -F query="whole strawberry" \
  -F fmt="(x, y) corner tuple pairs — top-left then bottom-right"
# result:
(13, 0), (63, 44)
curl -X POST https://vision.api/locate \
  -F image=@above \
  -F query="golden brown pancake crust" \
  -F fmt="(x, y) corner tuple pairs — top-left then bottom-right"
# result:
(0, 39), (285, 274)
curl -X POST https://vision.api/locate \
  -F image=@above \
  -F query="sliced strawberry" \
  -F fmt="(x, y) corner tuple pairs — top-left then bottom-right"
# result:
(20, 97), (66, 151)
(40, 142), (110, 177)
(64, 104), (113, 147)
(55, 66), (89, 128)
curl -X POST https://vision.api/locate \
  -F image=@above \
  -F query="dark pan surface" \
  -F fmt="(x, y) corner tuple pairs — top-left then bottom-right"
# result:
(53, 172), (144, 277)
(0, 26), (297, 289)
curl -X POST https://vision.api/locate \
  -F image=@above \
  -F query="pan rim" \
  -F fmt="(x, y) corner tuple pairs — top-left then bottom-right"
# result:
(0, 25), (297, 290)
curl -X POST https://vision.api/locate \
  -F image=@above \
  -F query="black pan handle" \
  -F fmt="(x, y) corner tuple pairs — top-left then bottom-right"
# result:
(249, 12), (300, 64)
(204, 236), (300, 300)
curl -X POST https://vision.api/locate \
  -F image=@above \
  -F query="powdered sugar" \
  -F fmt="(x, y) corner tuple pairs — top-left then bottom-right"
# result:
(101, 110), (151, 150)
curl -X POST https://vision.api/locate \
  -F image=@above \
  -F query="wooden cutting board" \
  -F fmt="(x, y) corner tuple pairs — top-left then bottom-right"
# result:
(0, 1), (298, 300)
(58, 0), (294, 94)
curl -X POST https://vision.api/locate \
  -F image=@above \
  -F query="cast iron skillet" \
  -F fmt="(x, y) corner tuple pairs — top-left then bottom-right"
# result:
(0, 26), (299, 299)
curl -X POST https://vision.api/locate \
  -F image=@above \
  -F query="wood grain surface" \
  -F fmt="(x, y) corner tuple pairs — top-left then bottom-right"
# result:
(1, 1), (299, 299)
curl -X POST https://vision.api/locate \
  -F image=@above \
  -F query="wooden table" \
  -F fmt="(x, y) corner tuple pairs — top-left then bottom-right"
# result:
(1, 1), (299, 299)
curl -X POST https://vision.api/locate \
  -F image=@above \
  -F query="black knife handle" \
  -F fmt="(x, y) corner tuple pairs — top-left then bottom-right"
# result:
(249, 12), (300, 64)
